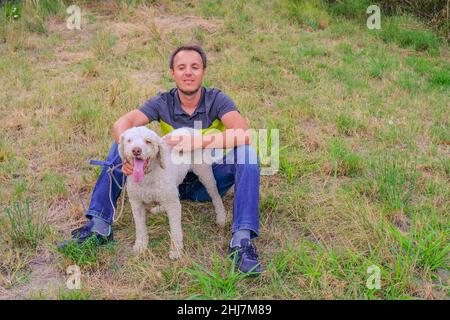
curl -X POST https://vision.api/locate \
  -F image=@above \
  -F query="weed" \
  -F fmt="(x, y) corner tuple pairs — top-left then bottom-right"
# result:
(371, 153), (417, 213)
(182, 253), (256, 299)
(1, 198), (49, 248)
(380, 16), (439, 53)
(57, 236), (117, 270)
(328, 139), (364, 177)
(91, 30), (117, 60)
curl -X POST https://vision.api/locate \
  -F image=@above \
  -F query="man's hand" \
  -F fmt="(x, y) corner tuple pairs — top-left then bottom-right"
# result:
(163, 135), (215, 152)
(122, 158), (134, 176)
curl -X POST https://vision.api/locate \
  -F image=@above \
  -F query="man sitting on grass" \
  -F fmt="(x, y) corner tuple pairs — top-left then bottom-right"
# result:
(60, 44), (263, 274)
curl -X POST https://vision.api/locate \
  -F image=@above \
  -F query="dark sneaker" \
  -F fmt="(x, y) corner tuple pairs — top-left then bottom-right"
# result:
(229, 239), (263, 274)
(57, 221), (113, 249)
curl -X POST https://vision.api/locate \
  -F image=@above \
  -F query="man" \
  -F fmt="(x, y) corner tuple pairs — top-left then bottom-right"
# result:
(62, 45), (262, 274)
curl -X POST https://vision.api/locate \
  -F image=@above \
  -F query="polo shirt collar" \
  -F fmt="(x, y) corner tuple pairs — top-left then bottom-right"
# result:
(174, 87), (206, 116)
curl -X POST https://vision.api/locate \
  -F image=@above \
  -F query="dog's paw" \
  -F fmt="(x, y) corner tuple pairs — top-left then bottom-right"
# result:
(133, 241), (148, 254)
(216, 215), (226, 227)
(169, 249), (181, 260)
(215, 209), (227, 227)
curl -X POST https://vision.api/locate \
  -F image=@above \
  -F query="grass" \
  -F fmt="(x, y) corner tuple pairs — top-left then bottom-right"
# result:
(328, 138), (364, 177)
(371, 153), (417, 214)
(1, 198), (50, 249)
(182, 252), (257, 299)
(379, 16), (440, 54)
(389, 223), (450, 273)
(0, 0), (448, 299)
(57, 236), (118, 271)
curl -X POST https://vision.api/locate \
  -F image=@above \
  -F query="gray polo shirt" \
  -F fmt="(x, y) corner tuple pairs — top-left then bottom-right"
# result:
(139, 87), (238, 135)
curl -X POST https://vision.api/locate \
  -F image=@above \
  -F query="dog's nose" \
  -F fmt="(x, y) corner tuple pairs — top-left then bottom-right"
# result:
(132, 147), (142, 156)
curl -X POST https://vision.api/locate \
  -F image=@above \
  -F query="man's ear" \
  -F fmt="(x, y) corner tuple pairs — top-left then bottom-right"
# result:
(168, 68), (174, 80)
(118, 134), (125, 160)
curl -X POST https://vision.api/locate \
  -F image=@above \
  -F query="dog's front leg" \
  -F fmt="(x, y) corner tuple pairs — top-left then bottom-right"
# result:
(130, 200), (148, 253)
(192, 165), (227, 226)
(162, 200), (183, 260)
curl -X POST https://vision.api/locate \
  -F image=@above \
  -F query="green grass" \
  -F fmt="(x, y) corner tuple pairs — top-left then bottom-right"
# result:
(1, 198), (50, 249)
(379, 16), (440, 53)
(328, 0), (371, 21)
(91, 30), (118, 60)
(371, 153), (417, 213)
(328, 139), (364, 177)
(57, 236), (118, 270)
(429, 67), (450, 88)
(57, 288), (92, 300)
(276, 0), (330, 30)
(337, 113), (364, 136)
(389, 222), (450, 272)
(182, 253), (257, 299)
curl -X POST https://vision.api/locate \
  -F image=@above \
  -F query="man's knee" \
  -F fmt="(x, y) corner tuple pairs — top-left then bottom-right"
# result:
(106, 142), (122, 164)
(234, 145), (259, 167)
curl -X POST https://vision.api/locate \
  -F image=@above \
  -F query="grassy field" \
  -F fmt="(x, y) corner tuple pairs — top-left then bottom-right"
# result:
(0, 0), (449, 299)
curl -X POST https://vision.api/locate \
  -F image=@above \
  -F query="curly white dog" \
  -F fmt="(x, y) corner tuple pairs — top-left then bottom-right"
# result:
(118, 126), (226, 259)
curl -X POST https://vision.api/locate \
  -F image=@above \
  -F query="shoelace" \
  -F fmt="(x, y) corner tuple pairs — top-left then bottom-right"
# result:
(243, 243), (259, 260)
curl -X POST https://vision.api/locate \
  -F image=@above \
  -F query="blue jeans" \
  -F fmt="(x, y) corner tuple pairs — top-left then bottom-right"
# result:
(86, 143), (260, 238)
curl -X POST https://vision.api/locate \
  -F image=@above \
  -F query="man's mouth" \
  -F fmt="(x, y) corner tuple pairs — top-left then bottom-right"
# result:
(132, 158), (149, 183)
(183, 79), (194, 85)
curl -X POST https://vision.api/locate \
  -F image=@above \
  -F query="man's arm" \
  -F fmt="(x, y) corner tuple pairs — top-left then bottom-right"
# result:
(111, 109), (150, 143)
(202, 110), (251, 149)
(163, 111), (252, 151)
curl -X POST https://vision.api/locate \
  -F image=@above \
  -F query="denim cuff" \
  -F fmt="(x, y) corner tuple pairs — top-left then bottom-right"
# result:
(85, 210), (112, 225)
(232, 224), (259, 239)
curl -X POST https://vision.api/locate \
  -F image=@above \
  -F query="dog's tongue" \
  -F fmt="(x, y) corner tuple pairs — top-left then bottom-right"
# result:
(132, 159), (145, 183)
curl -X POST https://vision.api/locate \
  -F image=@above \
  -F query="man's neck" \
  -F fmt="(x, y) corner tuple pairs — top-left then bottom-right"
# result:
(178, 87), (202, 111)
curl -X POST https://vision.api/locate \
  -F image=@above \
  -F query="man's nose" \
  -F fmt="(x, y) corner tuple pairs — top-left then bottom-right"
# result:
(132, 147), (142, 156)
(184, 67), (192, 75)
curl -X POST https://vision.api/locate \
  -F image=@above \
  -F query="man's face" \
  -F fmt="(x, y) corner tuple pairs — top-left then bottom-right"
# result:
(169, 50), (205, 96)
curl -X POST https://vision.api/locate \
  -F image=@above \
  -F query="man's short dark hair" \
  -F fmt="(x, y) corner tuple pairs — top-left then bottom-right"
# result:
(169, 45), (207, 70)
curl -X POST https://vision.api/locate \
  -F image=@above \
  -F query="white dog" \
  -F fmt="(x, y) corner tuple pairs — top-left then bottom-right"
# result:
(118, 126), (226, 259)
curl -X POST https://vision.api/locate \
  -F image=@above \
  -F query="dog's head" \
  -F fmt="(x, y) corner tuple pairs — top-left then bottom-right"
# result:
(118, 126), (166, 183)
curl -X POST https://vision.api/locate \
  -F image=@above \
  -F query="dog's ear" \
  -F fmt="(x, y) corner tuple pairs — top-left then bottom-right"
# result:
(145, 136), (166, 170)
(157, 138), (167, 170)
(118, 134), (125, 161)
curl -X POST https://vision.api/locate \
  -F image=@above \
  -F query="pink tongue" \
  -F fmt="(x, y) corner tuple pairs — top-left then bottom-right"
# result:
(132, 159), (145, 183)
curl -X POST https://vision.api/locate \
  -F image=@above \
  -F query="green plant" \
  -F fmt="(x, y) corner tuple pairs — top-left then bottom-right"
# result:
(91, 30), (117, 59)
(1, 198), (49, 248)
(57, 289), (92, 300)
(329, 139), (364, 177)
(389, 223), (450, 272)
(371, 153), (417, 212)
(337, 113), (361, 136)
(57, 236), (117, 269)
(4, 2), (21, 19)
(380, 16), (439, 53)
(429, 67), (450, 88)
(279, 0), (330, 30)
(182, 253), (256, 299)
(327, 0), (371, 21)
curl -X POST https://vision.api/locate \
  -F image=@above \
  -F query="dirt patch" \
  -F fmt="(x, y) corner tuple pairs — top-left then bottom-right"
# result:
(129, 69), (162, 87)
(8, 251), (65, 299)
(0, 286), (14, 299)
(300, 118), (324, 152)
(155, 15), (222, 34)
